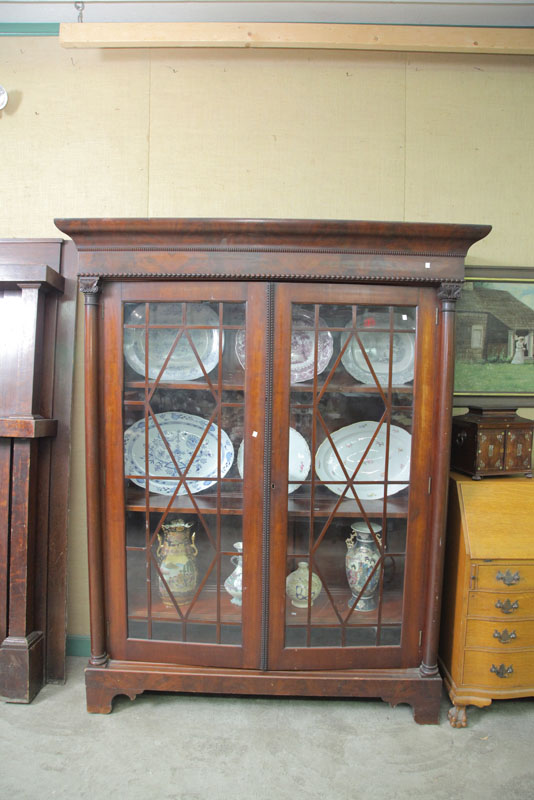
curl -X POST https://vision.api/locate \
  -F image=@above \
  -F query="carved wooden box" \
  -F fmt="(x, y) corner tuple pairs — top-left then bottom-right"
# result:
(451, 407), (533, 479)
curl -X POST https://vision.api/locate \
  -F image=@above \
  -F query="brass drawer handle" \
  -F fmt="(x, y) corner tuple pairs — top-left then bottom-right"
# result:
(495, 599), (519, 614)
(493, 628), (517, 644)
(490, 664), (514, 679)
(496, 570), (520, 586)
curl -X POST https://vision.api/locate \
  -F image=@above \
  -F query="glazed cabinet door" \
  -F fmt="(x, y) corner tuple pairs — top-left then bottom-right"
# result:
(268, 283), (438, 671)
(100, 281), (267, 669)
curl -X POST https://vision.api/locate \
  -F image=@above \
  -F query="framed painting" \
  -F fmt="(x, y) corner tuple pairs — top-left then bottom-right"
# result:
(453, 265), (534, 407)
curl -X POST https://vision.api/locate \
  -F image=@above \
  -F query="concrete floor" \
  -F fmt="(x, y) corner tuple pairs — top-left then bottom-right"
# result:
(0, 657), (532, 800)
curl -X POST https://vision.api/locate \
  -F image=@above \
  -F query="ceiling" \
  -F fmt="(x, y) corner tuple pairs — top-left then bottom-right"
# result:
(1, 1), (533, 28)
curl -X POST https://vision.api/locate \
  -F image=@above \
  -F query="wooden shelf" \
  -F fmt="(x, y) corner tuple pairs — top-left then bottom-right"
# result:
(126, 489), (244, 515)
(124, 371), (245, 393)
(286, 587), (403, 627)
(125, 487), (409, 517)
(123, 374), (413, 397)
(128, 588), (243, 625)
(127, 586), (402, 628)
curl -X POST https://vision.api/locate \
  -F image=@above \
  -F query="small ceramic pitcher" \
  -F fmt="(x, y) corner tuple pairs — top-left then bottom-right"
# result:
(224, 542), (243, 606)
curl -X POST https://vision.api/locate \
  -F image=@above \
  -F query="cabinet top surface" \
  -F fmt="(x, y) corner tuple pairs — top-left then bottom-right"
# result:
(451, 474), (534, 560)
(54, 217), (491, 255)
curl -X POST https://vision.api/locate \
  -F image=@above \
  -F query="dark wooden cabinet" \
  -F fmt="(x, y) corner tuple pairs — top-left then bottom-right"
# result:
(0, 238), (77, 701)
(55, 218), (490, 722)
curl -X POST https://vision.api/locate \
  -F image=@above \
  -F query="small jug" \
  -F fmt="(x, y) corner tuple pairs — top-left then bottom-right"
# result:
(286, 561), (322, 608)
(157, 518), (198, 607)
(345, 521), (382, 611)
(224, 542), (243, 606)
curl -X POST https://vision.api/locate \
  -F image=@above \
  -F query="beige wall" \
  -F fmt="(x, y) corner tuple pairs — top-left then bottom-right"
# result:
(1, 38), (533, 635)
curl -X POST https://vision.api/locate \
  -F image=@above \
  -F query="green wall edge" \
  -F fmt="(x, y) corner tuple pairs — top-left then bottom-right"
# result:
(66, 634), (90, 658)
(0, 23), (60, 36)
(0, 22), (532, 39)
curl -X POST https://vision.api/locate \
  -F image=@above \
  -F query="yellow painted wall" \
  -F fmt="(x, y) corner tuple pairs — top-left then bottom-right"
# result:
(1, 38), (533, 635)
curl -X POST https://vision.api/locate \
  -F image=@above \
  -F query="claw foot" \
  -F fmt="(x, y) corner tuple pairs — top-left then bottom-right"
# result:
(448, 704), (468, 728)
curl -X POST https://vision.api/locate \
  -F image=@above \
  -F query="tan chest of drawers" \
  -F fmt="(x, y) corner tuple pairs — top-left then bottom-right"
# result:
(439, 473), (534, 727)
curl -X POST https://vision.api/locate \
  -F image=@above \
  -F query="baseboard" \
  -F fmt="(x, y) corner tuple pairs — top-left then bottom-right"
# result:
(66, 635), (90, 658)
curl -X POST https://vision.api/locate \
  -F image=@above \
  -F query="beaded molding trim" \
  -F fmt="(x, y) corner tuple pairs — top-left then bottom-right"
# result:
(76, 244), (468, 258)
(79, 272), (462, 285)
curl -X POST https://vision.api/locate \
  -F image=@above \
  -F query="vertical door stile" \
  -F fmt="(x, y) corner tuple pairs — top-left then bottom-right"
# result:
(260, 283), (275, 671)
(215, 302), (222, 646)
(144, 302), (152, 641)
(307, 304), (320, 648)
(104, 281), (130, 660)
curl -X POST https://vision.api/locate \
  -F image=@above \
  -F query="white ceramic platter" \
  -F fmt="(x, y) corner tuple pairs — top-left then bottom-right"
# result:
(315, 421), (412, 499)
(124, 411), (234, 495)
(237, 427), (311, 493)
(124, 303), (222, 381)
(235, 306), (333, 384)
(340, 313), (415, 385)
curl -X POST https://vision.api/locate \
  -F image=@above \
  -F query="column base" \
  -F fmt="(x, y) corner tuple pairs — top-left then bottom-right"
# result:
(0, 631), (45, 703)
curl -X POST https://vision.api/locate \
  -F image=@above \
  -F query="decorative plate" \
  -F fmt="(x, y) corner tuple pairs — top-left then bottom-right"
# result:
(124, 303), (222, 381)
(237, 427), (311, 493)
(124, 411), (234, 495)
(340, 313), (415, 386)
(314, 421), (411, 499)
(235, 306), (333, 383)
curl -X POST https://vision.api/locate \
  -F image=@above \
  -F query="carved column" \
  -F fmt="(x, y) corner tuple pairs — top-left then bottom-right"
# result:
(420, 281), (462, 677)
(80, 277), (108, 666)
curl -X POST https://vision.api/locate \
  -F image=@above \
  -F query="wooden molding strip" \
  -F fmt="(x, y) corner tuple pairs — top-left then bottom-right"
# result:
(0, 264), (65, 294)
(59, 22), (534, 55)
(0, 418), (58, 439)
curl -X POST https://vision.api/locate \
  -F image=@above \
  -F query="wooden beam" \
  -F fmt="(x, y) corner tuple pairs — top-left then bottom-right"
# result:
(59, 22), (534, 55)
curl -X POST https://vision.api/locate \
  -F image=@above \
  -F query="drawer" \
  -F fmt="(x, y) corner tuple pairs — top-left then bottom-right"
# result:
(468, 591), (534, 619)
(463, 649), (534, 690)
(475, 564), (534, 592)
(465, 618), (534, 649)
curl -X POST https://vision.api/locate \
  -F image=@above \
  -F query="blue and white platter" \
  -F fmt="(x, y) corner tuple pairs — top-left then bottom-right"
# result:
(124, 411), (234, 495)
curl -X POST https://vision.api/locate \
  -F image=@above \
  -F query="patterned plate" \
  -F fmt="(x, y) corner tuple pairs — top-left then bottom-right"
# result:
(124, 303), (222, 381)
(237, 427), (311, 493)
(124, 411), (234, 495)
(340, 313), (415, 386)
(315, 421), (411, 500)
(235, 306), (333, 383)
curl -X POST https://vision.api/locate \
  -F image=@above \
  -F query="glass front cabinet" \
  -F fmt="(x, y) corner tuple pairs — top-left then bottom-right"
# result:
(56, 218), (490, 722)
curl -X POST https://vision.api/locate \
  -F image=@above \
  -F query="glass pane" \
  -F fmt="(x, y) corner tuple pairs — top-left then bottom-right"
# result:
(123, 300), (245, 647)
(284, 301), (415, 650)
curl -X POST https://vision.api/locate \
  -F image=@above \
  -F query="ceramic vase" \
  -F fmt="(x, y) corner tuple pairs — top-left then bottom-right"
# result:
(345, 521), (382, 611)
(224, 542), (243, 606)
(286, 561), (322, 608)
(157, 518), (198, 607)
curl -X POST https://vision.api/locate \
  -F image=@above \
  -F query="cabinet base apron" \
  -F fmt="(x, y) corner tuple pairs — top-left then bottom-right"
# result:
(85, 660), (442, 723)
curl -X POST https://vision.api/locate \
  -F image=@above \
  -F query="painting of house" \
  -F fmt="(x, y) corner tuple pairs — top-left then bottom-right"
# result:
(456, 282), (534, 363)
(454, 278), (534, 399)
